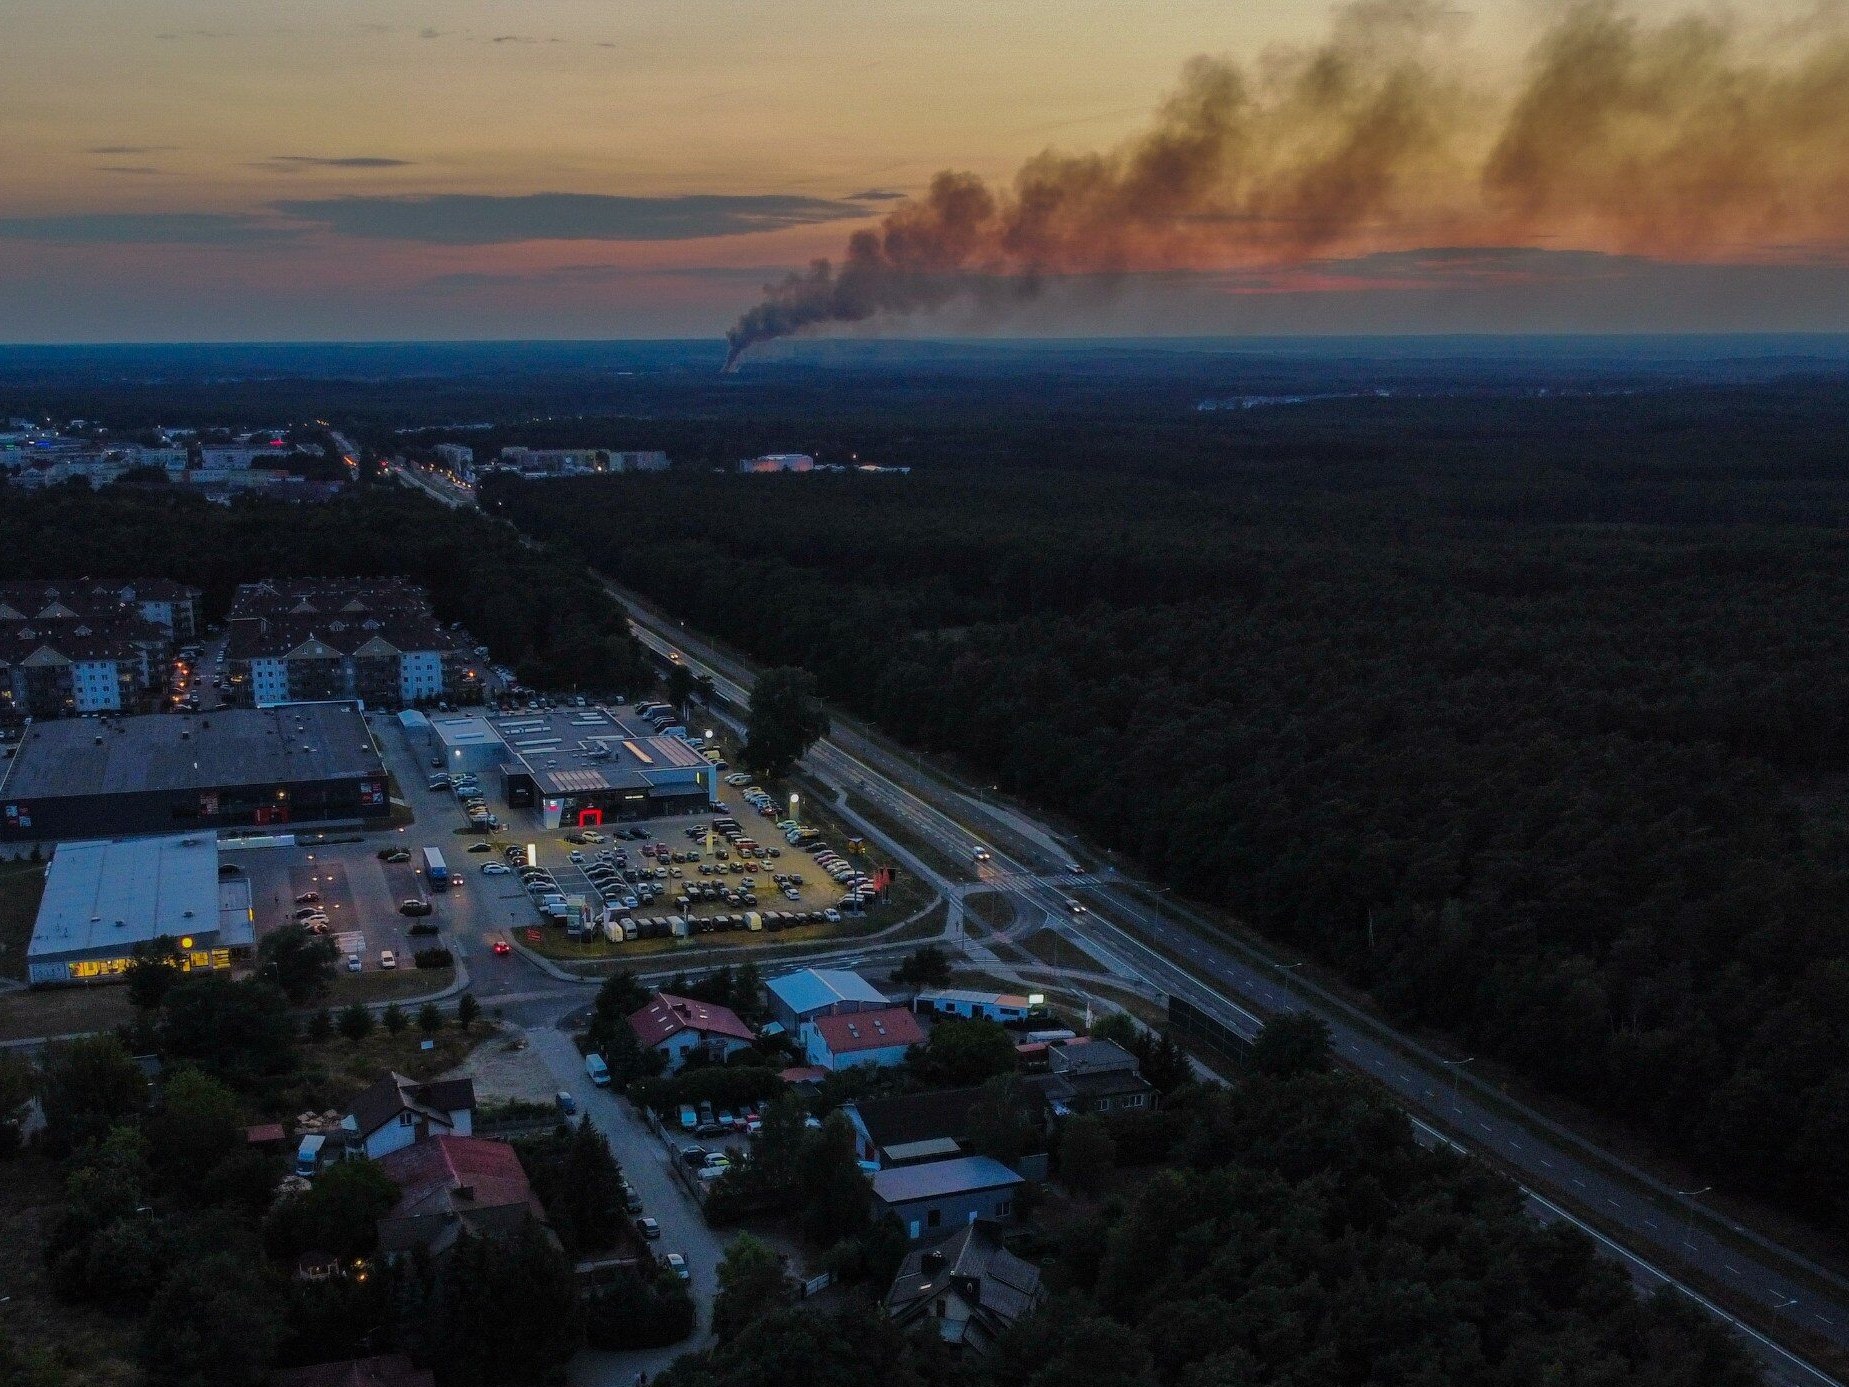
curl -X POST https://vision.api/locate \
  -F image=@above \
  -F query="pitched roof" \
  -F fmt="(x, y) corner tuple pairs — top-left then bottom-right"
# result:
(847, 1086), (986, 1152)
(765, 967), (887, 1016)
(376, 1134), (543, 1224)
(811, 1006), (924, 1056)
(871, 1156), (1023, 1206)
(628, 993), (756, 1047)
(345, 1072), (475, 1139)
(887, 1221), (1044, 1329)
(1047, 1037), (1140, 1075)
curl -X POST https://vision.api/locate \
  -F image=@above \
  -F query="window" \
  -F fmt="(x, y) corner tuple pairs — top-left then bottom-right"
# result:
(926, 1208), (942, 1229)
(400, 1112), (414, 1126)
(995, 1199), (1013, 1218)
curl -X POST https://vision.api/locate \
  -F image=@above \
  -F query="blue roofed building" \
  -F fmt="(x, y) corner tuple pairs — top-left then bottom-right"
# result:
(871, 1156), (1025, 1242)
(764, 966), (889, 1034)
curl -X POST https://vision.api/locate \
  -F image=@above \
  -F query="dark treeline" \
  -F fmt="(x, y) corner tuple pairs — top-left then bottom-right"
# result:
(662, 1023), (1759, 1387)
(492, 373), (1849, 1240)
(0, 483), (648, 694)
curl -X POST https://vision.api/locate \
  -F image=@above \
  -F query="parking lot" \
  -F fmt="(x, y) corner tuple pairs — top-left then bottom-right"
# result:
(228, 836), (443, 979)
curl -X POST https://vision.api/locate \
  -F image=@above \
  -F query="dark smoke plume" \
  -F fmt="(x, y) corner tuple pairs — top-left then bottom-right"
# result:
(723, 1), (1849, 367)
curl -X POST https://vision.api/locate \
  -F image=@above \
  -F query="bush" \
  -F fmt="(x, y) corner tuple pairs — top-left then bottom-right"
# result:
(413, 947), (454, 970)
(582, 1267), (696, 1350)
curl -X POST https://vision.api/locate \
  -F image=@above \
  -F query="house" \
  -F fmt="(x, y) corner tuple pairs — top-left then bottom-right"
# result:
(912, 988), (1034, 1024)
(843, 1086), (987, 1168)
(342, 1073), (476, 1160)
(885, 1221), (1045, 1354)
(272, 1354), (434, 1387)
(764, 966), (889, 1034)
(628, 992), (756, 1072)
(1042, 1038), (1156, 1116)
(375, 1134), (547, 1259)
(805, 1005), (925, 1072)
(872, 1156), (1024, 1242)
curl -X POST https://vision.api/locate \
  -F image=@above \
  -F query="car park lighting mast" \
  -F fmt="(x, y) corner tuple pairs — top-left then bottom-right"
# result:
(526, 843), (538, 869)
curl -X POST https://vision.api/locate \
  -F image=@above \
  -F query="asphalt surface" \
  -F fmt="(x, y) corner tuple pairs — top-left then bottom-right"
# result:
(609, 581), (1849, 1387)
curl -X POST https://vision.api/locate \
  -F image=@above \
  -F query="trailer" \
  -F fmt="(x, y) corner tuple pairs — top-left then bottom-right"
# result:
(421, 846), (450, 891)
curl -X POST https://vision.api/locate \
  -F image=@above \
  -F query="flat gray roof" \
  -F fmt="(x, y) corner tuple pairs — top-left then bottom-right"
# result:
(492, 705), (709, 797)
(871, 1156), (1023, 1206)
(30, 834), (230, 961)
(4, 703), (384, 799)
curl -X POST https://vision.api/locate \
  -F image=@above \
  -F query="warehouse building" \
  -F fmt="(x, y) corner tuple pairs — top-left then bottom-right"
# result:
(432, 713), (512, 777)
(486, 706), (716, 827)
(27, 833), (253, 985)
(0, 703), (389, 841)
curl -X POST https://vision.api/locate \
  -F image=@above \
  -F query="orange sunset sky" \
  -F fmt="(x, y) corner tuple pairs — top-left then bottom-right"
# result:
(3, 0), (1846, 342)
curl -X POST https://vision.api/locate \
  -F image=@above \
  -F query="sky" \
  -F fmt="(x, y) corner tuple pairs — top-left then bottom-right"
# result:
(2, 0), (1846, 343)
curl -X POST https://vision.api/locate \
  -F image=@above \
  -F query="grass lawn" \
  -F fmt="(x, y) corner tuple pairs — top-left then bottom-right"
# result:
(0, 985), (131, 1043)
(1018, 927), (1107, 975)
(964, 890), (1016, 932)
(295, 1018), (495, 1105)
(0, 860), (48, 982)
(325, 964), (456, 1007)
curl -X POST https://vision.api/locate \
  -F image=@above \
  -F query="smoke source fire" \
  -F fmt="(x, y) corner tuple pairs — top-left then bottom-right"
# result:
(722, 1), (1849, 368)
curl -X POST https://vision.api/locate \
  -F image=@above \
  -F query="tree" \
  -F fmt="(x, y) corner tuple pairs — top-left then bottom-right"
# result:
(914, 1017), (1018, 1087)
(1247, 1013), (1332, 1078)
(145, 1068), (244, 1185)
(1135, 1030), (1193, 1095)
(426, 1224), (582, 1387)
(744, 666), (830, 777)
(140, 1253), (283, 1387)
(337, 1002), (374, 1043)
(264, 1160), (400, 1262)
(516, 1121), (628, 1256)
(713, 1233), (795, 1342)
(38, 1033), (148, 1152)
(256, 923), (338, 1005)
(457, 993), (481, 1032)
(802, 1113), (872, 1245)
(968, 1072), (1038, 1164)
(666, 661), (698, 715)
(1089, 1012), (1140, 1051)
(158, 978), (297, 1087)
(0, 1049), (37, 1157)
(892, 944), (952, 990)
(418, 1002), (444, 1035)
(126, 935), (185, 1012)
(1060, 1114), (1117, 1196)
(582, 1267), (696, 1351)
(306, 1008), (334, 1043)
(382, 1002), (408, 1035)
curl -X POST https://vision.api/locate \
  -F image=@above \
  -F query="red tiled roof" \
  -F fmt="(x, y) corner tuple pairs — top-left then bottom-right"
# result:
(629, 992), (756, 1047)
(376, 1135), (543, 1223)
(779, 1065), (828, 1084)
(245, 1122), (287, 1145)
(811, 1006), (924, 1055)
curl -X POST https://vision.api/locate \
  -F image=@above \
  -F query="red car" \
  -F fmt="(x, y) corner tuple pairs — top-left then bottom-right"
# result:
(492, 938), (512, 956)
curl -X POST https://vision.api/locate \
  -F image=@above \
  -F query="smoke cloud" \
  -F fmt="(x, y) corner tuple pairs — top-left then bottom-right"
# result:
(723, 1), (1849, 366)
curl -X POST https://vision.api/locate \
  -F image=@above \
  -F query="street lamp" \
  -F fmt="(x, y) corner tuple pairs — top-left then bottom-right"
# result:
(1676, 1187), (1711, 1247)
(789, 793), (799, 819)
(1442, 1056), (1474, 1110)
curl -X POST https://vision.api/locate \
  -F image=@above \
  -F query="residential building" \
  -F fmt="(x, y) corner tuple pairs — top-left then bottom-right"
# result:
(374, 1134), (545, 1260)
(1042, 1038), (1157, 1115)
(844, 1086), (987, 1168)
(805, 1005), (925, 1072)
(342, 1073), (477, 1160)
(871, 1156), (1024, 1241)
(495, 447), (667, 475)
(224, 579), (480, 709)
(628, 992), (756, 1072)
(0, 580), (187, 717)
(885, 1221), (1045, 1354)
(764, 966), (889, 1034)
(432, 443), (474, 475)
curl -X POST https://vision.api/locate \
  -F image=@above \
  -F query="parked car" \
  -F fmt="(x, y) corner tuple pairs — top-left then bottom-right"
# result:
(665, 1253), (689, 1281)
(379, 950), (397, 969)
(466, 842), (493, 853)
(400, 898), (434, 916)
(378, 848), (411, 863)
(294, 890), (320, 904)
(481, 862), (511, 875)
(635, 1216), (661, 1240)
(345, 953), (362, 973)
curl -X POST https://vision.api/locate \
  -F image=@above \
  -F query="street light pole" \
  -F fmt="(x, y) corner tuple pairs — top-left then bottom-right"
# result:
(1676, 1186), (1711, 1248)
(1442, 1056), (1474, 1111)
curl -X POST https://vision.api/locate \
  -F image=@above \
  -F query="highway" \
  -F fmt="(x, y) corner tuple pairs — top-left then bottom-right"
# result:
(608, 582), (1849, 1387)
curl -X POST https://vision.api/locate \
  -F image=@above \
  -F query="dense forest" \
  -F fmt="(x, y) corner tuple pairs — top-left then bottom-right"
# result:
(491, 370), (1849, 1240)
(0, 482), (649, 695)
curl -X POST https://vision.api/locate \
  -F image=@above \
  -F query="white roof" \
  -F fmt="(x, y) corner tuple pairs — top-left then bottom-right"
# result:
(766, 967), (887, 1016)
(29, 835), (226, 960)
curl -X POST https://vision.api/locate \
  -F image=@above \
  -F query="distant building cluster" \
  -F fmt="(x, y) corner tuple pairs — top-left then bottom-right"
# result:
(487, 447), (669, 480)
(0, 579), (199, 718)
(0, 422), (342, 502)
(224, 578), (482, 709)
(737, 453), (910, 475)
